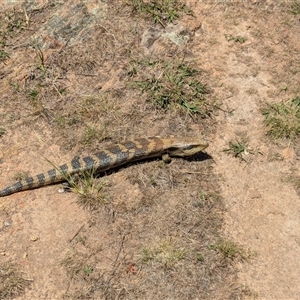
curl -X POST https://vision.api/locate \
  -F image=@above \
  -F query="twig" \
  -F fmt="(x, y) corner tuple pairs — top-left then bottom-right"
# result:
(69, 224), (84, 243)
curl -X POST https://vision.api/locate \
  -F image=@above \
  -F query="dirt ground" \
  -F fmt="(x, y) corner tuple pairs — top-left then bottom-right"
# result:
(0, 1), (299, 299)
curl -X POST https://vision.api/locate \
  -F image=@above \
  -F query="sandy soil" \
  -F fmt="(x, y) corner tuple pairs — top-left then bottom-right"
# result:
(0, 1), (299, 299)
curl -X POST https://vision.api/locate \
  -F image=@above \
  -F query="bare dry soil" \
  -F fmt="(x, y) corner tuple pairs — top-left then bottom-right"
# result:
(0, 1), (299, 300)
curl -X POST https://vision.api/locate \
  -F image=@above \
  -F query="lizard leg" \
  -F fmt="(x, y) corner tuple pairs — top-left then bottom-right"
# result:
(162, 153), (171, 163)
(58, 174), (80, 193)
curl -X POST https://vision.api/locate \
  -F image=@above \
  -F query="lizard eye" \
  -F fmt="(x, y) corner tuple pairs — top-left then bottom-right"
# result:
(182, 145), (194, 150)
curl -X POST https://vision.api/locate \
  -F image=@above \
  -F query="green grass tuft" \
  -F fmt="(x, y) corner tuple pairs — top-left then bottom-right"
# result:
(128, 57), (210, 115)
(127, 0), (192, 26)
(80, 125), (108, 146)
(67, 170), (111, 210)
(262, 97), (300, 139)
(141, 238), (186, 268)
(290, 1), (300, 15)
(225, 34), (247, 44)
(0, 127), (6, 137)
(223, 139), (255, 162)
(216, 239), (240, 259)
(0, 9), (25, 62)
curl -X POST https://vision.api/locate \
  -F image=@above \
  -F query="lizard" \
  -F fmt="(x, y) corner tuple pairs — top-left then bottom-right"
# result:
(0, 137), (208, 197)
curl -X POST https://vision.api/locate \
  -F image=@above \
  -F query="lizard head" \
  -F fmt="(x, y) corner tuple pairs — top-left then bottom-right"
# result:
(166, 139), (209, 157)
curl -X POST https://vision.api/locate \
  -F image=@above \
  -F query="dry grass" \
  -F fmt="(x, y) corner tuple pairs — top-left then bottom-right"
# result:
(0, 1), (267, 299)
(0, 263), (32, 299)
(58, 156), (247, 299)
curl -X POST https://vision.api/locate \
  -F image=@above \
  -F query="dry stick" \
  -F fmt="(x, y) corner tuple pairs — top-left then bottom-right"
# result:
(69, 224), (85, 243)
(103, 234), (126, 294)
(111, 234), (126, 270)
(177, 170), (204, 174)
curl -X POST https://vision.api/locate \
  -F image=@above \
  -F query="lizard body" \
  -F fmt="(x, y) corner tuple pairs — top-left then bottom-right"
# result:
(0, 137), (208, 197)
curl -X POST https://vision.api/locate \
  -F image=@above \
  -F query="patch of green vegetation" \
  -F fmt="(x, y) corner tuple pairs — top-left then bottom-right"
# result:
(26, 88), (53, 119)
(80, 125), (108, 146)
(128, 57), (210, 115)
(0, 9), (25, 62)
(34, 46), (47, 75)
(210, 240), (238, 259)
(223, 139), (254, 161)
(0, 262), (32, 299)
(209, 243), (217, 251)
(211, 239), (254, 260)
(54, 113), (80, 129)
(61, 249), (101, 285)
(83, 266), (94, 276)
(243, 288), (259, 299)
(141, 248), (155, 263)
(196, 253), (205, 262)
(195, 190), (221, 210)
(290, 1), (300, 15)
(127, 0), (192, 26)
(216, 239), (240, 259)
(141, 238), (186, 268)
(28, 89), (39, 100)
(5, 10), (24, 32)
(79, 95), (120, 120)
(27, 88), (42, 109)
(43, 156), (110, 210)
(67, 170), (111, 210)
(0, 127), (6, 137)
(262, 97), (300, 139)
(61, 248), (113, 299)
(198, 190), (209, 201)
(9, 81), (20, 92)
(225, 34), (247, 44)
(0, 50), (9, 61)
